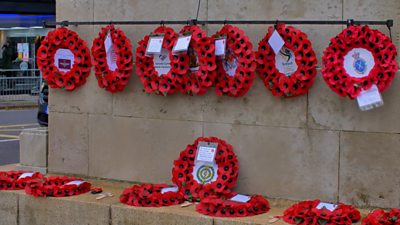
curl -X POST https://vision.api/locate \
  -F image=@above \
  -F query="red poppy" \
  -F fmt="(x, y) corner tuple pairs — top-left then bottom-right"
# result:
(196, 193), (270, 217)
(172, 137), (238, 202)
(212, 25), (256, 97)
(0, 170), (44, 190)
(256, 23), (317, 98)
(322, 25), (398, 99)
(120, 183), (184, 207)
(25, 176), (91, 197)
(282, 200), (360, 225)
(37, 27), (91, 91)
(136, 26), (183, 95)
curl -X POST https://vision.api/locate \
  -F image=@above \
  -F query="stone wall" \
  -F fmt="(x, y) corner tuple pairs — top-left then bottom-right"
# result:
(51, 0), (400, 208)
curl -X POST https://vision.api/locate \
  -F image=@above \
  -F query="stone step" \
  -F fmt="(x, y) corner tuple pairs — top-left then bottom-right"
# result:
(0, 176), (369, 225)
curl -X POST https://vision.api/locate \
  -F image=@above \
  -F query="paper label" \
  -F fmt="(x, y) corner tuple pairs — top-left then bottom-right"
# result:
(230, 194), (251, 203)
(146, 36), (164, 55)
(268, 30), (285, 55)
(275, 46), (298, 76)
(153, 48), (171, 75)
(172, 35), (191, 53)
(18, 172), (34, 179)
(64, 180), (85, 186)
(316, 202), (338, 212)
(344, 48), (375, 78)
(192, 161), (218, 184)
(196, 142), (217, 163)
(54, 48), (75, 72)
(161, 186), (179, 194)
(222, 48), (238, 76)
(215, 38), (226, 56)
(357, 84), (383, 111)
(104, 33), (117, 71)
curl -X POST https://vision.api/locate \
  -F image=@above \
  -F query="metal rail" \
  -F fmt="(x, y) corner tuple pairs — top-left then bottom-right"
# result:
(43, 19), (393, 28)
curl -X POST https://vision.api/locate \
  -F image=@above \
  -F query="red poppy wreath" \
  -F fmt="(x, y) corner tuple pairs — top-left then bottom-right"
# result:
(282, 200), (361, 225)
(257, 23), (317, 97)
(0, 171), (44, 190)
(25, 176), (91, 197)
(172, 137), (238, 202)
(196, 193), (270, 217)
(322, 25), (398, 99)
(362, 208), (400, 225)
(120, 183), (184, 207)
(92, 25), (133, 93)
(178, 25), (217, 95)
(37, 27), (92, 91)
(136, 26), (186, 95)
(212, 25), (257, 97)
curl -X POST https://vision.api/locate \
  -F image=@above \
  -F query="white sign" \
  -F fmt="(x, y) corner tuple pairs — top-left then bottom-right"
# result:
(54, 48), (75, 72)
(268, 30), (285, 55)
(230, 194), (251, 203)
(196, 146), (217, 163)
(161, 186), (179, 194)
(153, 48), (171, 75)
(316, 202), (338, 212)
(344, 48), (375, 78)
(18, 172), (34, 180)
(222, 48), (238, 77)
(357, 84), (383, 111)
(275, 46), (298, 76)
(64, 180), (85, 186)
(192, 161), (218, 184)
(146, 36), (164, 55)
(215, 38), (226, 56)
(22, 43), (29, 62)
(104, 33), (117, 71)
(172, 35), (191, 53)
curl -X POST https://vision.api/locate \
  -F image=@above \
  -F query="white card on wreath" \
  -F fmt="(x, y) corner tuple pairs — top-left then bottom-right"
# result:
(161, 186), (179, 194)
(357, 84), (383, 111)
(172, 35), (191, 53)
(230, 194), (251, 203)
(104, 33), (117, 71)
(146, 36), (164, 55)
(196, 142), (218, 163)
(64, 180), (85, 186)
(215, 38), (226, 56)
(316, 202), (337, 212)
(18, 172), (34, 179)
(268, 30), (285, 55)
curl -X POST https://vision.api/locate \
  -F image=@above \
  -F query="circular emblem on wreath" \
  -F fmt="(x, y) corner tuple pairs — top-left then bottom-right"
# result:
(352, 52), (367, 75)
(196, 164), (215, 184)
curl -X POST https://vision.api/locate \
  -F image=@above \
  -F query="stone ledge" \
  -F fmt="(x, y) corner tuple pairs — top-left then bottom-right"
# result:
(0, 178), (368, 225)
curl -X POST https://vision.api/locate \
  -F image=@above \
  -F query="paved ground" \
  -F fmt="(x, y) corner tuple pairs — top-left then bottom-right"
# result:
(0, 109), (39, 165)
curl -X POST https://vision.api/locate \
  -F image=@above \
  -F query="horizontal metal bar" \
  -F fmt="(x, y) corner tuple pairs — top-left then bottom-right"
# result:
(43, 19), (394, 28)
(0, 69), (40, 72)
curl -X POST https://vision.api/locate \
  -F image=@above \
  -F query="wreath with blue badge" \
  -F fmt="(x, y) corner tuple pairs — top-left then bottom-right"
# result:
(322, 25), (398, 99)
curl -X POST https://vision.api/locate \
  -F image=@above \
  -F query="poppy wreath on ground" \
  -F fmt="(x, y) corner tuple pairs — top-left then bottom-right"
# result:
(282, 200), (361, 225)
(212, 25), (257, 97)
(136, 26), (185, 95)
(120, 183), (184, 207)
(37, 27), (92, 91)
(256, 23), (317, 97)
(91, 25), (133, 93)
(0, 171), (44, 190)
(172, 137), (238, 202)
(322, 25), (398, 99)
(25, 176), (91, 197)
(196, 193), (270, 217)
(177, 25), (217, 95)
(362, 208), (400, 225)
